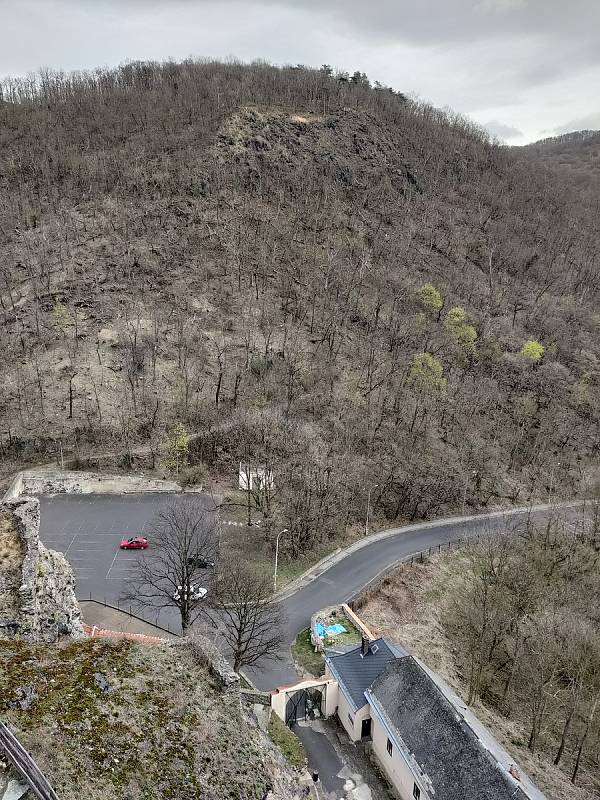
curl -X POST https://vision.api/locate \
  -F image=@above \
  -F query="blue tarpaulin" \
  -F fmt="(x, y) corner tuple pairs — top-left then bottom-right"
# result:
(316, 622), (347, 637)
(327, 623), (346, 635)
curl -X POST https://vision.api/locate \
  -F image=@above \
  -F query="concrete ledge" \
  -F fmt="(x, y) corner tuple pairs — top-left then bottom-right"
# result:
(2, 469), (181, 501)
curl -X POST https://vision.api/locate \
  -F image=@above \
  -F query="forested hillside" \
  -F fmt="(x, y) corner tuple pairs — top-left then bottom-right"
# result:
(521, 129), (600, 190)
(0, 61), (599, 555)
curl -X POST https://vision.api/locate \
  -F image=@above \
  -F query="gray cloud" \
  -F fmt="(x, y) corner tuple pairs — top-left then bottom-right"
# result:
(552, 111), (600, 135)
(483, 120), (524, 141)
(76, 0), (600, 96)
(0, 0), (598, 144)
(89, 0), (600, 47)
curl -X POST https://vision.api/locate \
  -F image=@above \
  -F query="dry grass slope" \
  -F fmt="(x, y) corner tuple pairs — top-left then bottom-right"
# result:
(359, 552), (598, 800)
(0, 638), (300, 800)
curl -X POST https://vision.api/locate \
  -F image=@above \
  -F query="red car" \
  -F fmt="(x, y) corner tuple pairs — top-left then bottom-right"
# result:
(120, 536), (148, 550)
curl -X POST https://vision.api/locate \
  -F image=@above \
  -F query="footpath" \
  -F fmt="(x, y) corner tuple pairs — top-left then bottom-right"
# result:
(79, 600), (177, 641)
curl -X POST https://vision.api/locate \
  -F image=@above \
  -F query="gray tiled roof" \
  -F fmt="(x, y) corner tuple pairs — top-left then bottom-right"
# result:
(327, 638), (404, 710)
(369, 658), (528, 800)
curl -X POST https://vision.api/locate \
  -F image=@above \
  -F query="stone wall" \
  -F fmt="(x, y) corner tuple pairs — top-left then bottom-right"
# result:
(17, 469), (181, 497)
(241, 689), (272, 706)
(0, 498), (84, 643)
(176, 634), (241, 696)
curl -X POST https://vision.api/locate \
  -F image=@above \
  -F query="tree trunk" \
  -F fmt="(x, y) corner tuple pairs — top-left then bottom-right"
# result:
(554, 705), (575, 766)
(572, 695), (598, 784)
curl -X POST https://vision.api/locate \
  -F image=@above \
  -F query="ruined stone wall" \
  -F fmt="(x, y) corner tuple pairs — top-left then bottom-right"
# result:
(176, 634), (241, 696)
(19, 470), (181, 497)
(2, 469), (182, 503)
(0, 498), (84, 643)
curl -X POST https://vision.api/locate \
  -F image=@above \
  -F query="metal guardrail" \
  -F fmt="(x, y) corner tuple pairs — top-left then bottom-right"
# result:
(81, 595), (180, 637)
(0, 720), (60, 800)
(348, 537), (465, 611)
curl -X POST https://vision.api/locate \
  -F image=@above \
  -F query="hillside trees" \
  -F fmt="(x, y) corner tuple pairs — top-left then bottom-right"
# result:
(444, 513), (600, 784)
(0, 59), (599, 552)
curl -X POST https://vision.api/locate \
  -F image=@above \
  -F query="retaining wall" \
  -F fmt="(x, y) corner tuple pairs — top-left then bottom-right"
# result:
(2, 469), (181, 502)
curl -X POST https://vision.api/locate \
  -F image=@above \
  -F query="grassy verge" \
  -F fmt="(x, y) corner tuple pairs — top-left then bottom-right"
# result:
(267, 712), (306, 769)
(291, 628), (325, 677)
(318, 608), (362, 650)
(218, 489), (354, 591)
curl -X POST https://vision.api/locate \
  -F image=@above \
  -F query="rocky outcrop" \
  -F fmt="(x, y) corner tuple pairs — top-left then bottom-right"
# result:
(0, 766), (31, 800)
(0, 497), (84, 643)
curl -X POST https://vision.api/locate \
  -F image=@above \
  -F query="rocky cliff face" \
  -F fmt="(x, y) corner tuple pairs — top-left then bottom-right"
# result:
(0, 497), (83, 643)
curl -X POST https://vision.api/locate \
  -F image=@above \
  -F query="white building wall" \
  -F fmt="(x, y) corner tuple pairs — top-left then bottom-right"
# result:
(239, 463), (274, 491)
(335, 690), (372, 742)
(336, 687), (360, 741)
(324, 681), (338, 717)
(371, 714), (420, 800)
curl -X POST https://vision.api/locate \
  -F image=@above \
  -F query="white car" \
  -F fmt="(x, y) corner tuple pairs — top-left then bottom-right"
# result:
(173, 585), (208, 603)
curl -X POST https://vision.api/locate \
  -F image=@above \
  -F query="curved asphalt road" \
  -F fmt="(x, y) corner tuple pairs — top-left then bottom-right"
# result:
(248, 502), (583, 690)
(37, 493), (584, 690)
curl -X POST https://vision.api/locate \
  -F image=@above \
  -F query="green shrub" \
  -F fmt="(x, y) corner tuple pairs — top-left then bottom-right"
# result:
(267, 712), (306, 769)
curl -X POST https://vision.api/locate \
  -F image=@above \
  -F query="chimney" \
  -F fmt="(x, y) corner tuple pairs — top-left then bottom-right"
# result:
(361, 636), (370, 657)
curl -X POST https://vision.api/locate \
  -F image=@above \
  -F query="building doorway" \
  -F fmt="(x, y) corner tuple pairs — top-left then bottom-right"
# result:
(361, 718), (372, 739)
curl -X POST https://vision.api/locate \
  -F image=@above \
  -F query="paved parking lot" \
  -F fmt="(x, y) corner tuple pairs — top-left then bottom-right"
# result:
(38, 493), (214, 605)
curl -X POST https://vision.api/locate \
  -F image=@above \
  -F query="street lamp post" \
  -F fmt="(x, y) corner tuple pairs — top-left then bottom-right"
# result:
(273, 528), (289, 593)
(365, 484), (378, 537)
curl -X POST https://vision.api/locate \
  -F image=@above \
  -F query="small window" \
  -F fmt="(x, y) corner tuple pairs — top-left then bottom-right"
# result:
(348, 712), (354, 726)
(386, 738), (393, 756)
(371, 644), (379, 654)
(413, 784), (421, 800)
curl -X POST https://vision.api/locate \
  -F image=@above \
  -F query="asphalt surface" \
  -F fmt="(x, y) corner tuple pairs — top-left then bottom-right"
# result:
(38, 493), (214, 627)
(37, 492), (584, 691)
(250, 504), (585, 690)
(292, 722), (345, 794)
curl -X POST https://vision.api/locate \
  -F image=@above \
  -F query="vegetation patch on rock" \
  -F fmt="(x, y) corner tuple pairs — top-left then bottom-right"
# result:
(0, 637), (301, 800)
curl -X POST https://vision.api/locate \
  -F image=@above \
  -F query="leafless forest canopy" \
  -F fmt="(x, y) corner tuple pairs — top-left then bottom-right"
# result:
(445, 513), (600, 796)
(0, 60), (599, 554)
(521, 129), (600, 191)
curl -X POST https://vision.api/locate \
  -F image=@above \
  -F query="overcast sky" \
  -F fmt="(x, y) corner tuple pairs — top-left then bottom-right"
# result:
(1, 0), (598, 145)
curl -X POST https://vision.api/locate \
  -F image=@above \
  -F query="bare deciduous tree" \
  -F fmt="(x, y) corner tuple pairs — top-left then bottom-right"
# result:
(123, 498), (219, 634)
(211, 565), (285, 673)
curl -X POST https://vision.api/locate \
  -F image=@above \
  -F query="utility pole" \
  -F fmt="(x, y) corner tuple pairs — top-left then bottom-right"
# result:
(365, 484), (378, 537)
(273, 528), (289, 593)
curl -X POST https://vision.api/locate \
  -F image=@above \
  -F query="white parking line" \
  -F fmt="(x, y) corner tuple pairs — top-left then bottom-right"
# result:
(105, 549), (120, 579)
(65, 534), (80, 556)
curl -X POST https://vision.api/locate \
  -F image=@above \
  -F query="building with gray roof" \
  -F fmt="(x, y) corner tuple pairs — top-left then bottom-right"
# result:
(322, 637), (545, 800)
